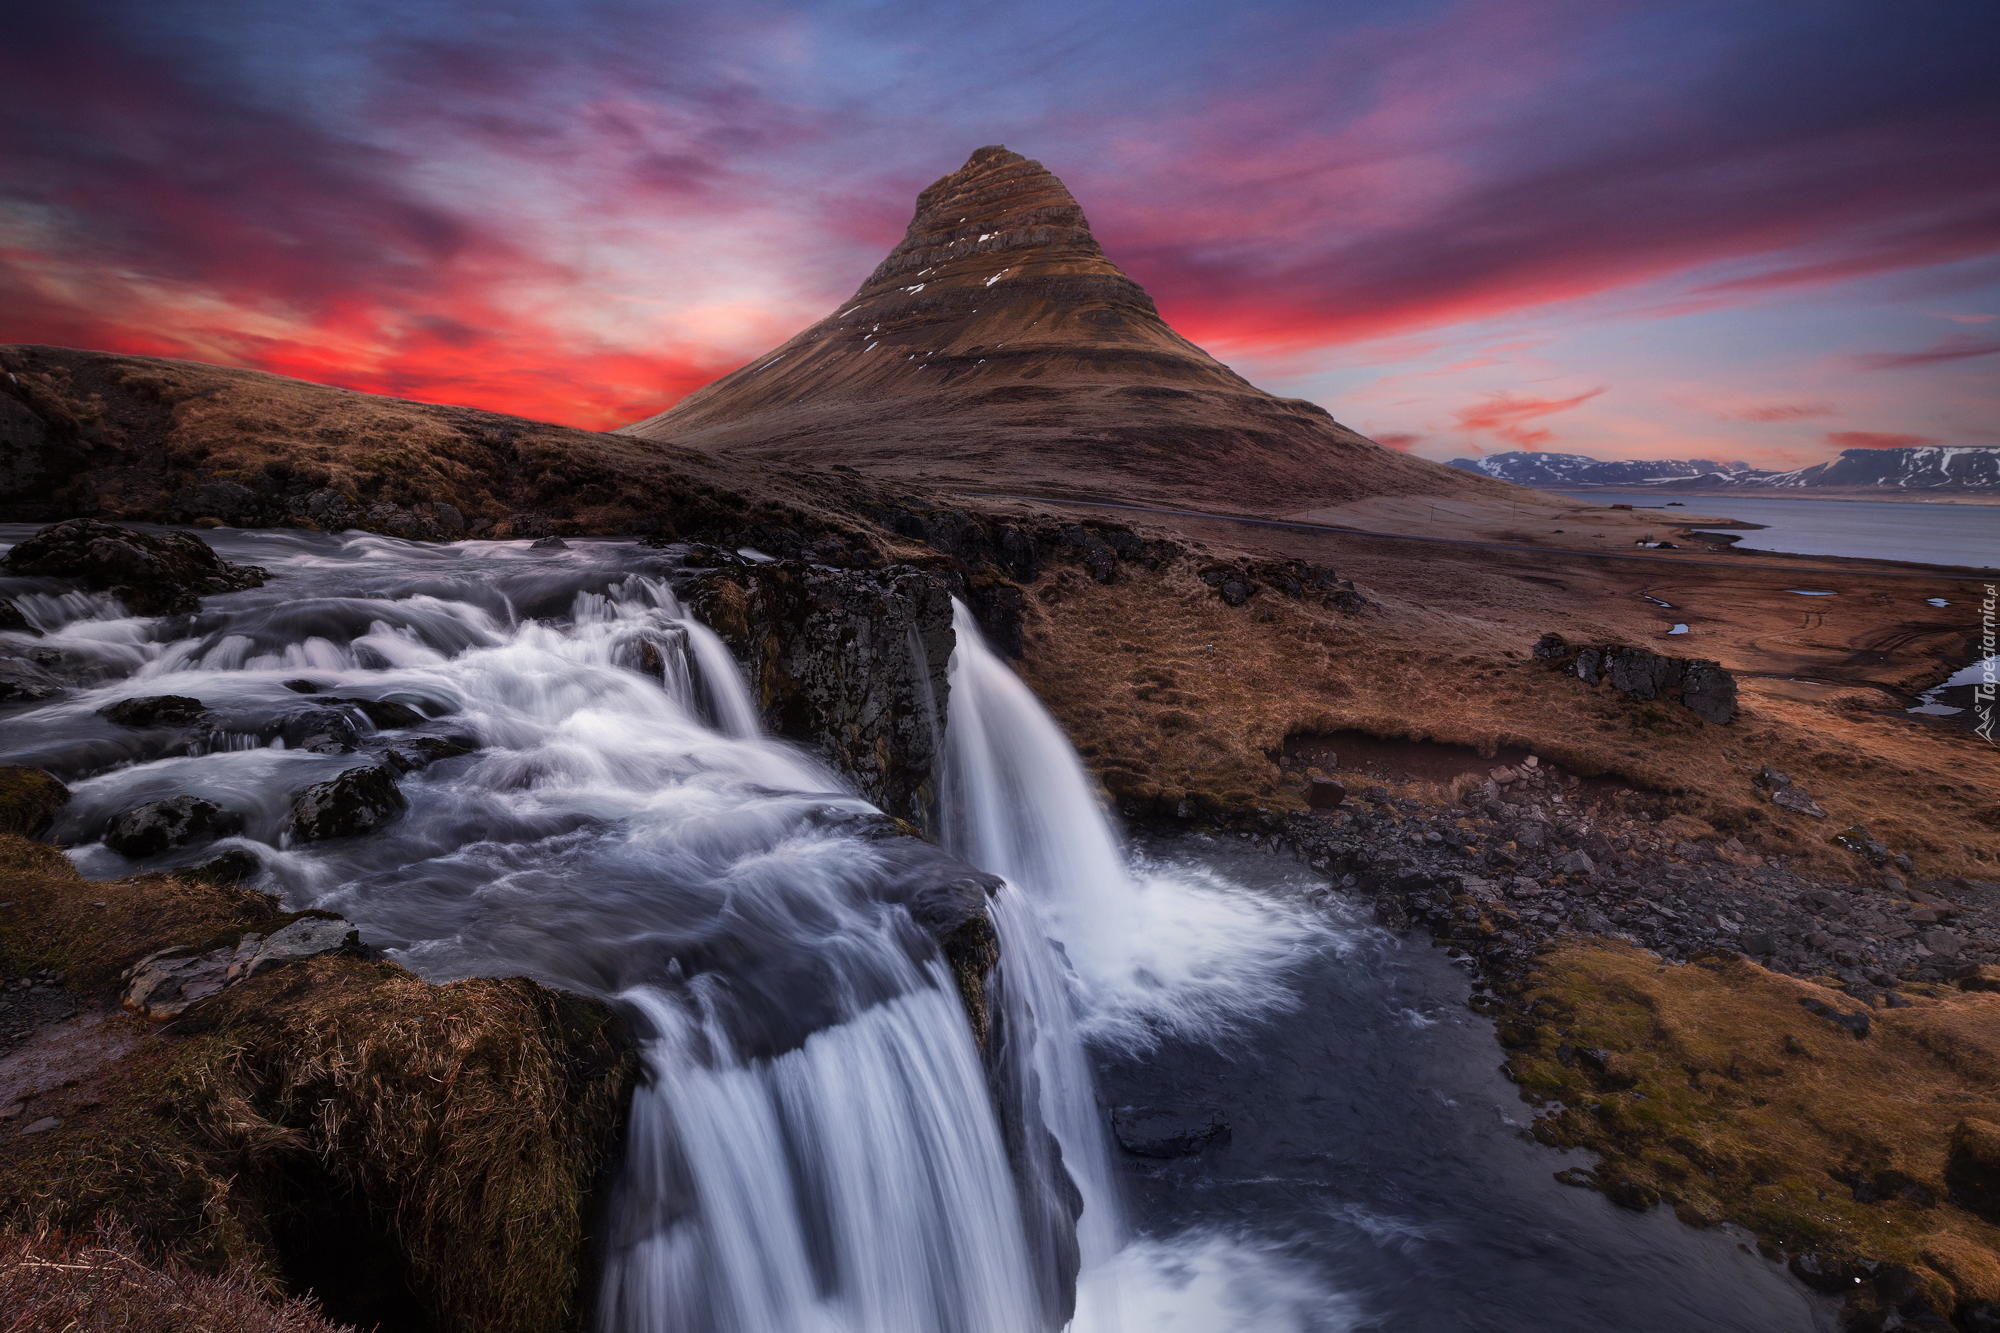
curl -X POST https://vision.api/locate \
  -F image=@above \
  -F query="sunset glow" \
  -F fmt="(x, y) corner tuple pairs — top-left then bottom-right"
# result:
(4, 0), (1996, 465)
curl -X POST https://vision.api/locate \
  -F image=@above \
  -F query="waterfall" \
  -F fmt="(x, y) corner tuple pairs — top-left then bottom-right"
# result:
(1, 532), (1070, 1333)
(3, 527), (1347, 1332)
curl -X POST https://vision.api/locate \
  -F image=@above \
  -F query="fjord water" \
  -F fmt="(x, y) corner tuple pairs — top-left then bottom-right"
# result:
(0, 526), (1826, 1331)
(1561, 491), (2000, 568)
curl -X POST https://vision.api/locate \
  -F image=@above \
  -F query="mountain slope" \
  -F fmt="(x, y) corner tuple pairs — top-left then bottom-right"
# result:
(624, 146), (1508, 513)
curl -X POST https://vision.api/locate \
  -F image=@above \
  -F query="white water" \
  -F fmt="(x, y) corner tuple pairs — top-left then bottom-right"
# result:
(0, 533), (1071, 1332)
(939, 601), (1340, 1331)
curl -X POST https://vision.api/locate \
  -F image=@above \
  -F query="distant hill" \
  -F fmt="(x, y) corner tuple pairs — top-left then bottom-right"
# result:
(1449, 447), (2000, 493)
(624, 146), (1510, 513)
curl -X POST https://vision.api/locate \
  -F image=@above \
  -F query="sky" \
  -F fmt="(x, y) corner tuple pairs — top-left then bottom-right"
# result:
(3, 0), (1997, 468)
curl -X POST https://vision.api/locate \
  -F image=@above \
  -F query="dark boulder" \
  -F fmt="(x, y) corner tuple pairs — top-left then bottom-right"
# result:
(0, 766), (69, 838)
(99, 694), (209, 728)
(104, 795), (241, 858)
(1, 519), (266, 614)
(1111, 1106), (1230, 1158)
(288, 765), (407, 841)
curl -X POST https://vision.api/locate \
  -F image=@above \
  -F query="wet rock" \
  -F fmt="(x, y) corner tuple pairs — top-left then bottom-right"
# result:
(321, 696), (427, 729)
(228, 915), (360, 979)
(0, 597), (33, 634)
(1306, 776), (1347, 809)
(1770, 787), (1827, 819)
(189, 847), (262, 885)
(1111, 1106), (1230, 1158)
(288, 765), (406, 841)
(1945, 1119), (2000, 1225)
(684, 562), (954, 824)
(0, 650), (63, 701)
(99, 694), (208, 728)
(0, 519), (265, 614)
(0, 766), (69, 837)
(103, 796), (241, 859)
(529, 535), (569, 551)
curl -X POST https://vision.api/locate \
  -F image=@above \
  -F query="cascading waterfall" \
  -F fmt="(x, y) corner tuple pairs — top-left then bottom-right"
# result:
(3, 527), (1348, 1333)
(0, 531), (1076, 1333)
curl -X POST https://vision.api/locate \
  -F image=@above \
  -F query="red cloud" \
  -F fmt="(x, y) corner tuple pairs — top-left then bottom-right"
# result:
(1825, 430), (1938, 450)
(1725, 402), (1835, 422)
(1451, 388), (1605, 449)
(1374, 431), (1423, 451)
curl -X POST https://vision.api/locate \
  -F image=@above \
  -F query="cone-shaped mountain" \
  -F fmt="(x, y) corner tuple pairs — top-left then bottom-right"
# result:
(625, 146), (1504, 511)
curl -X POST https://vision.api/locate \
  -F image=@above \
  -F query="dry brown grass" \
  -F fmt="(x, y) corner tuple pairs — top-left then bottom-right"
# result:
(1017, 540), (2000, 883)
(0, 836), (631, 1333)
(0, 1223), (354, 1333)
(1507, 942), (2000, 1312)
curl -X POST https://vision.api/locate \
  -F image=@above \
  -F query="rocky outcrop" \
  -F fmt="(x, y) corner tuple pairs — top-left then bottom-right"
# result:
(1533, 632), (1737, 723)
(683, 558), (954, 824)
(102, 795), (240, 858)
(2, 519), (265, 614)
(288, 765), (406, 841)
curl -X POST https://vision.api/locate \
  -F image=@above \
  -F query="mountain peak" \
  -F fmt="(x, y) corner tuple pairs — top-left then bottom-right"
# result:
(852, 146), (1121, 301)
(625, 147), (1504, 512)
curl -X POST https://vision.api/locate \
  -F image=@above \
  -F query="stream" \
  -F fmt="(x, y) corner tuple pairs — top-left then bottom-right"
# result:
(0, 527), (1831, 1331)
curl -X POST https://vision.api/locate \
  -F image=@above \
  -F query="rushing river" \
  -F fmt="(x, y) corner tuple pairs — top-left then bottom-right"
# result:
(0, 527), (1829, 1331)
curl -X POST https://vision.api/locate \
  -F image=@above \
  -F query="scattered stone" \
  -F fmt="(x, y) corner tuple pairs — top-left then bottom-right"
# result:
(1754, 766), (1792, 790)
(0, 519), (265, 614)
(1770, 787), (1827, 819)
(20, 1116), (60, 1135)
(288, 765), (406, 841)
(1111, 1106), (1230, 1158)
(1306, 776), (1347, 810)
(99, 694), (209, 728)
(103, 796), (241, 859)
(1554, 849), (1595, 876)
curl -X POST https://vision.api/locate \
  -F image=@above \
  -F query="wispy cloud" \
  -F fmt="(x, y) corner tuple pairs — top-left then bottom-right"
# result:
(1451, 387), (1606, 449)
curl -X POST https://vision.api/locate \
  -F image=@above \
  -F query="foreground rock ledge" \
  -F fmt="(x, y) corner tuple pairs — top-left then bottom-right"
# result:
(0, 835), (632, 1333)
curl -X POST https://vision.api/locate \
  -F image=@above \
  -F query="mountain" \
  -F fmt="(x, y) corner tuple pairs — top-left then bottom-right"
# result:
(1448, 452), (1755, 487)
(1650, 446), (2000, 492)
(1449, 446), (2000, 493)
(624, 146), (1507, 512)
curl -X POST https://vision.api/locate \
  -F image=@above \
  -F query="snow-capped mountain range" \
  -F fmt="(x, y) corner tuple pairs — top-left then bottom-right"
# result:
(1448, 447), (2000, 491)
